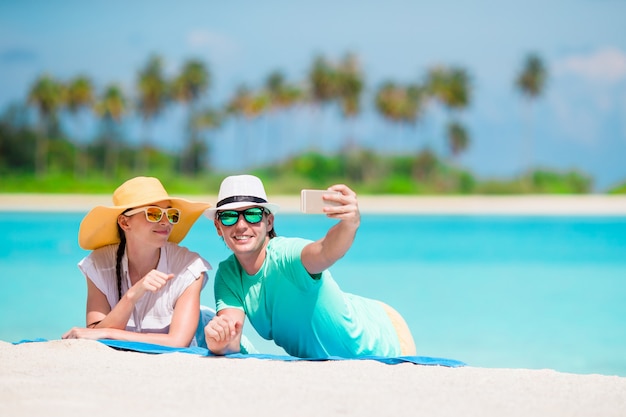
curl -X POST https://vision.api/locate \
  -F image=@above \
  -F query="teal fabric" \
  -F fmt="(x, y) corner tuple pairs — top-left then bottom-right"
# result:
(214, 236), (401, 358)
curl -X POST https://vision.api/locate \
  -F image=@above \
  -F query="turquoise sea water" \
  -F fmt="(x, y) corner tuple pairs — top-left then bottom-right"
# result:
(1, 212), (625, 376)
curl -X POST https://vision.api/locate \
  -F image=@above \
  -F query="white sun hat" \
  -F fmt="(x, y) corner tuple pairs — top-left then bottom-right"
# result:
(204, 174), (280, 219)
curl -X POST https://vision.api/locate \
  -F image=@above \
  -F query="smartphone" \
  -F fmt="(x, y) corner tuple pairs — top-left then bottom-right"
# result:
(300, 189), (341, 214)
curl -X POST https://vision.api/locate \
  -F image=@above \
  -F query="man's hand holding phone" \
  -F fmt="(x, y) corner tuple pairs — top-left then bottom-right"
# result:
(300, 189), (342, 214)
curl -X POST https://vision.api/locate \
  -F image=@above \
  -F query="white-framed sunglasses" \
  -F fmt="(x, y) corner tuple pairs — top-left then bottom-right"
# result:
(124, 206), (180, 224)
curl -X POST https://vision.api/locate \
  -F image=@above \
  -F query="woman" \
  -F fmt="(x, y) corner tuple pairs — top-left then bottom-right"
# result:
(62, 176), (212, 347)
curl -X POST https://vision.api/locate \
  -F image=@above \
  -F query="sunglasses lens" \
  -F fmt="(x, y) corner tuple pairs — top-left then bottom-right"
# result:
(218, 208), (265, 226)
(145, 207), (164, 222)
(166, 208), (180, 224)
(243, 208), (264, 224)
(219, 211), (239, 226)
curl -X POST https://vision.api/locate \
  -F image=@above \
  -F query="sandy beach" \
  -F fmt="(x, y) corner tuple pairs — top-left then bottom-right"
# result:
(2, 193), (626, 214)
(1, 340), (625, 417)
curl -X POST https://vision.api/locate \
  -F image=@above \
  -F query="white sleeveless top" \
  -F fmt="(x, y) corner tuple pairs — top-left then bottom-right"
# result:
(78, 242), (211, 333)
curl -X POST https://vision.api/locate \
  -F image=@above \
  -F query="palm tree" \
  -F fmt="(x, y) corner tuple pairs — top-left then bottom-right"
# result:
(136, 54), (169, 173)
(516, 53), (547, 100)
(225, 85), (270, 168)
(425, 65), (472, 161)
(66, 75), (94, 178)
(374, 82), (423, 150)
(426, 65), (471, 113)
(375, 81), (428, 183)
(226, 85), (269, 119)
(336, 53), (363, 118)
(171, 58), (210, 175)
(306, 53), (365, 178)
(335, 53), (364, 154)
(412, 148), (438, 184)
(192, 107), (223, 173)
(446, 120), (469, 161)
(27, 74), (65, 177)
(515, 53), (548, 176)
(264, 70), (303, 161)
(265, 70), (303, 110)
(375, 82), (424, 124)
(306, 55), (340, 150)
(308, 55), (338, 104)
(94, 84), (127, 178)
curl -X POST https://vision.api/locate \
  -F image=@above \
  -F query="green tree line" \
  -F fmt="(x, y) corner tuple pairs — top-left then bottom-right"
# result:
(1, 51), (601, 194)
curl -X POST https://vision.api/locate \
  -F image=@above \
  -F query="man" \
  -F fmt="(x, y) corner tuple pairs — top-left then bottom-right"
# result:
(204, 174), (416, 358)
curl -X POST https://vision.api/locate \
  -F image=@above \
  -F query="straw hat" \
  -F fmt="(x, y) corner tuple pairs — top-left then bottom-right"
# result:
(78, 176), (211, 250)
(204, 174), (279, 219)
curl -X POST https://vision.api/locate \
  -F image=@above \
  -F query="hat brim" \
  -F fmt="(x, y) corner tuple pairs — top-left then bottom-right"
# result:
(79, 197), (211, 250)
(204, 201), (280, 219)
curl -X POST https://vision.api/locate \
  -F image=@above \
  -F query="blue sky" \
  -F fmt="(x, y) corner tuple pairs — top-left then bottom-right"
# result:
(1, 0), (625, 190)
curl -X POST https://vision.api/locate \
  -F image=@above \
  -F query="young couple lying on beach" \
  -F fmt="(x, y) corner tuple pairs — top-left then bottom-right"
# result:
(62, 175), (416, 358)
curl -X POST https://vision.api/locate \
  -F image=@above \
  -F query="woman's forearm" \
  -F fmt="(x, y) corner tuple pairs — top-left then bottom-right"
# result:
(90, 292), (138, 330)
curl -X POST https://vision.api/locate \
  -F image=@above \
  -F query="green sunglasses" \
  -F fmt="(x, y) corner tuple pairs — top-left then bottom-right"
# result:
(217, 207), (267, 226)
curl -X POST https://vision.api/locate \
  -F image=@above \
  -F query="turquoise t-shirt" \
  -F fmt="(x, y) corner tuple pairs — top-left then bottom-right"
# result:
(214, 236), (401, 358)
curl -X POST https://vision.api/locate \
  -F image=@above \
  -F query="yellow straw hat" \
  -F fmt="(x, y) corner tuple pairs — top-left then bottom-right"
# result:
(78, 176), (211, 250)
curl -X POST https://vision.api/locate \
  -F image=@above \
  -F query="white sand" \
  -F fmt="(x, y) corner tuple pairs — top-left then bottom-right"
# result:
(2, 193), (626, 214)
(1, 340), (625, 417)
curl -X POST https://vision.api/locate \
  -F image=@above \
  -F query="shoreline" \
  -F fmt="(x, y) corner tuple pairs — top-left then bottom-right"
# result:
(2, 193), (626, 215)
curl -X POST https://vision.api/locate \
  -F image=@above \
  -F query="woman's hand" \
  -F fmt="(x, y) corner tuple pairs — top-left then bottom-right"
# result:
(62, 327), (112, 340)
(127, 270), (175, 301)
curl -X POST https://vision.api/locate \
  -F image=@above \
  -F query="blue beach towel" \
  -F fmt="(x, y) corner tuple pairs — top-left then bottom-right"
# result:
(13, 338), (465, 367)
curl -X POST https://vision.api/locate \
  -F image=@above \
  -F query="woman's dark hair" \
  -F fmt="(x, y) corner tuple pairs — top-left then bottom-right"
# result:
(115, 224), (126, 302)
